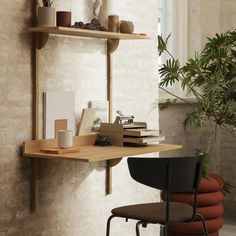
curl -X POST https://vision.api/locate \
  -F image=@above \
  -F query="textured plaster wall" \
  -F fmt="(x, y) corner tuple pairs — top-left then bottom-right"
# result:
(219, 0), (236, 202)
(160, 0), (236, 201)
(0, 0), (158, 235)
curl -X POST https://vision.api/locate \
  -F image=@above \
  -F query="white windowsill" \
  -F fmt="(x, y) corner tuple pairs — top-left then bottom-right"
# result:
(159, 96), (197, 104)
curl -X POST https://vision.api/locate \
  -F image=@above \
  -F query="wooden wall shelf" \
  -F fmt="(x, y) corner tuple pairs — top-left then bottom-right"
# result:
(25, 0), (175, 212)
(24, 26), (151, 40)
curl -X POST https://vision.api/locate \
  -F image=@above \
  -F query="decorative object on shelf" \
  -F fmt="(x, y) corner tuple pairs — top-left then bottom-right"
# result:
(42, 0), (53, 7)
(72, 18), (107, 31)
(77, 108), (97, 136)
(89, 100), (108, 132)
(92, 0), (103, 19)
(56, 11), (72, 27)
(108, 15), (119, 32)
(40, 146), (80, 154)
(57, 130), (73, 148)
(107, 15), (120, 54)
(38, 0), (55, 26)
(120, 20), (134, 34)
(114, 110), (134, 127)
(94, 135), (111, 146)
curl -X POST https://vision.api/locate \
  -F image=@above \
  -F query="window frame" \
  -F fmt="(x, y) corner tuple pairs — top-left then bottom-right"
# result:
(158, 0), (190, 100)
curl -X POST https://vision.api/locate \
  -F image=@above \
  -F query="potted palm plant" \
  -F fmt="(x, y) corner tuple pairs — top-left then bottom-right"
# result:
(38, 0), (55, 27)
(158, 30), (236, 235)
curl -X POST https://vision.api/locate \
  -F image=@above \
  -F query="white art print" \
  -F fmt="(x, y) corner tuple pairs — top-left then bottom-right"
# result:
(89, 100), (108, 132)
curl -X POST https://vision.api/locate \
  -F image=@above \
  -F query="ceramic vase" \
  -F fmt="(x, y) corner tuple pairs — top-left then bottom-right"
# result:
(56, 11), (72, 27)
(38, 7), (56, 27)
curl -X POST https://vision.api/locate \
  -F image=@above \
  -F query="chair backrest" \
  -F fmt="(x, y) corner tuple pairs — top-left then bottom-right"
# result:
(127, 156), (202, 193)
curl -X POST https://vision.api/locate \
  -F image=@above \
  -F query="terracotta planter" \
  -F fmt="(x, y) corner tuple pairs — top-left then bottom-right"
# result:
(38, 7), (55, 27)
(161, 174), (224, 236)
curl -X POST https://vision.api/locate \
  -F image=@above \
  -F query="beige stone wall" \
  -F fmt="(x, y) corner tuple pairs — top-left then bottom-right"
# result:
(160, 0), (236, 201)
(0, 0), (159, 235)
(159, 104), (221, 172)
(219, 0), (236, 202)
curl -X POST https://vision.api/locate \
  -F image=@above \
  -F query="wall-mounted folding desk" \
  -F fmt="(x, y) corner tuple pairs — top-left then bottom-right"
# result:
(23, 134), (182, 211)
(24, 135), (181, 162)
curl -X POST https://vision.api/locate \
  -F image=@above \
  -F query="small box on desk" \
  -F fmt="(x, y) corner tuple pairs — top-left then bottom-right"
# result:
(100, 122), (163, 146)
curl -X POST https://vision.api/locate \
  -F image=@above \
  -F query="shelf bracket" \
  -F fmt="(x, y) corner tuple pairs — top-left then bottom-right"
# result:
(107, 39), (120, 54)
(38, 33), (49, 49)
(106, 158), (122, 195)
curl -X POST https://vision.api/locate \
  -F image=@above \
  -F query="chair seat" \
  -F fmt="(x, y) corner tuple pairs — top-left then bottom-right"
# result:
(111, 202), (193, 224)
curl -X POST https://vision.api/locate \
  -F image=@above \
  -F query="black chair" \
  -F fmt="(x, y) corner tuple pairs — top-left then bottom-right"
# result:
(106, 156), (208, 236)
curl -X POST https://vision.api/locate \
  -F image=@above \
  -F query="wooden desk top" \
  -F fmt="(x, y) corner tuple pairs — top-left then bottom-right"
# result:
(23, 135), (182, 162)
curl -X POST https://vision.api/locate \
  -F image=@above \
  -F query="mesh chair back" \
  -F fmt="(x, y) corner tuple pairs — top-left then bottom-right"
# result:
(127, 156), (202, 193)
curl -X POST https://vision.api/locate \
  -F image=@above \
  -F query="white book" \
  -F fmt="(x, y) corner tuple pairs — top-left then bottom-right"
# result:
(123, 136), (165, 144)
(123, 129), (160, 137)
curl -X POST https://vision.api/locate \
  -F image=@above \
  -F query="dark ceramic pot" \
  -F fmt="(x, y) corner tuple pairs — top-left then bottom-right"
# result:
(56, 11), (71, 27)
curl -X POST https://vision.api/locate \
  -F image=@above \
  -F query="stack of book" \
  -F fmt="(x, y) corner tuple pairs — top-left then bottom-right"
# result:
(100, 122), (164, 146)
(123, 128), (164, 145)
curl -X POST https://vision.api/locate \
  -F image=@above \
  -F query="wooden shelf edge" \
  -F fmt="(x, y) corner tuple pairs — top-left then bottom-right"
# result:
(23, 153), (90, 162)
(23, 26), (152, 40)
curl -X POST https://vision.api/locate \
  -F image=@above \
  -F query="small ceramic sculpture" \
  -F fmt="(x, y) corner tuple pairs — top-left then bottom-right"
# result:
(92, 0), (103, 18)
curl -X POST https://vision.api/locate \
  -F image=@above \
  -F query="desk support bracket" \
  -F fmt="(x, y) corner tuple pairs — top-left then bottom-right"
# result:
(106, 158), (122, 195)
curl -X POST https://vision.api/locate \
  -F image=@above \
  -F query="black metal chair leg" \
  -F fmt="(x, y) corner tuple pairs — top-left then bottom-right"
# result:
(196, 214), (208, 236)
(162, 226), (167, 236)
(136, 221), (143, 236)
(106, 215), (116, 236)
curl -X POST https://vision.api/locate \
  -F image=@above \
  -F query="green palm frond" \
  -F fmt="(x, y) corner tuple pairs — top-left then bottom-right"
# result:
(158, 32), (236, 188)
(42, 0), (53, 7)
(157, 34), (171, 56)
(159, 59), (181, 87)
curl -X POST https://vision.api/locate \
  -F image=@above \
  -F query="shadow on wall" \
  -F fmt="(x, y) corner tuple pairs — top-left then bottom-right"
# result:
(10, 155), (105, 235)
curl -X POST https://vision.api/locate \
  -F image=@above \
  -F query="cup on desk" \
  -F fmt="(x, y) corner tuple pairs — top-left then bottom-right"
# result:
(58, 130), (73, 148)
